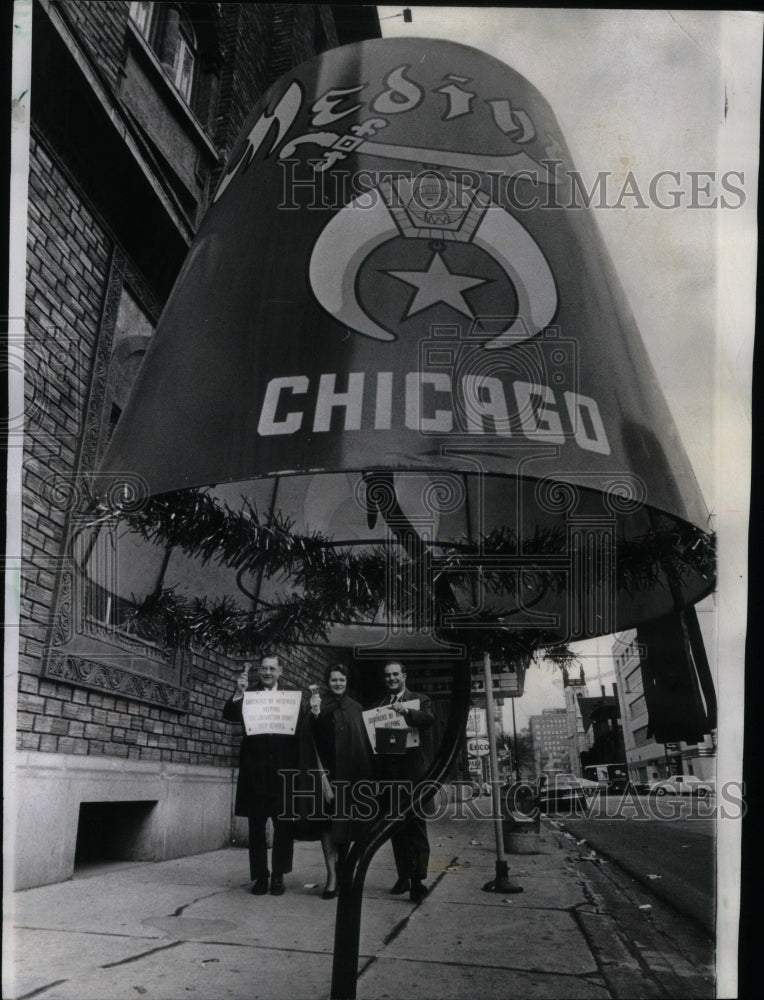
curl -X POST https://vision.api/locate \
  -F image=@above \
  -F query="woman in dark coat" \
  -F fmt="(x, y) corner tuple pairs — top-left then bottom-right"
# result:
(307, 663), (374, 898)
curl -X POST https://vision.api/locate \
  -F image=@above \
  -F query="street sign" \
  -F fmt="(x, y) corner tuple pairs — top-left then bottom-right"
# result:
(467, 737), (491, 757)
(471, 659), (526, 697)
(409, 665), (455, 696)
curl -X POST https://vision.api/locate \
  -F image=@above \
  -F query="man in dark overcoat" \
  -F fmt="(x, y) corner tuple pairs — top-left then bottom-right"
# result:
(374, 661), (435, 904)
(223, 654), (301, 896)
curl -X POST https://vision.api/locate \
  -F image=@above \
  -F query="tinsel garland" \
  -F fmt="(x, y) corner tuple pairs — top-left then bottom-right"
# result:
(123, 590), (335, 656)
(108, 489), (715, 658)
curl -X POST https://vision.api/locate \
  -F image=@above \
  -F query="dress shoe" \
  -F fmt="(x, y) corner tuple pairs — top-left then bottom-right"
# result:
(409, 880), (428, 904)
(250, 877), (269, 895)
(390, 876), (410, 895)
(321, 887), (338, 900)
(269, 875), (285, 896)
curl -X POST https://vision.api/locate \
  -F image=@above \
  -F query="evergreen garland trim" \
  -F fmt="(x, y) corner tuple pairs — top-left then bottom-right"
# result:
(99, 488), (716, 658)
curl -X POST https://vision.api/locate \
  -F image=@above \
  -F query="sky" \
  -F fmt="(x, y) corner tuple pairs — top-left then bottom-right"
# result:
(503, 634), (616, 734)
(378, 7), (761, 733)
(378, 7), (756, 506)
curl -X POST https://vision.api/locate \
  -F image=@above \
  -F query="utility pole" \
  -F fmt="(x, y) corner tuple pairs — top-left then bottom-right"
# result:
(511, 696), (521, 783)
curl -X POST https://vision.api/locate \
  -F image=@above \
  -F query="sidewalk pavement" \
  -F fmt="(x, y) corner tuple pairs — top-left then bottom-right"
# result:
(3, 798), (715, 1000)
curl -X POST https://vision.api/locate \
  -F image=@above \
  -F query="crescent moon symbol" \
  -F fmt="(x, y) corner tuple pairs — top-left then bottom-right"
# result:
(309, 190), (558, 347)
(309, 197), (397, 341)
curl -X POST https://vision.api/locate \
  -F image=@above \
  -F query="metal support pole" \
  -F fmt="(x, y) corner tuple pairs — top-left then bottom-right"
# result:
(481, 652), (523, 894)
(329, 657), (472, 999)
(511, 696), (520, 783)
(483, 652), (504, 860)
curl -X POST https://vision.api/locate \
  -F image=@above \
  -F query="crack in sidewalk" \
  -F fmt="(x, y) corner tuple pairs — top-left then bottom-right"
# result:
(13, 942), (186, 1000)
(13, 925), (163, 940)
(169, 887), (235, 918)
(100, 940), (185, 969)
(15, 979), (68, 1000)
(357, 856), (456, 981)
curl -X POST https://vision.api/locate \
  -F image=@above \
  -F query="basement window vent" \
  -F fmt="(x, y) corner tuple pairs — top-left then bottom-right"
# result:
(74, 800), (157, 874)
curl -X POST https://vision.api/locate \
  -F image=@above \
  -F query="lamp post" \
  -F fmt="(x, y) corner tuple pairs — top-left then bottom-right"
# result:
(481, 652), (523, 894)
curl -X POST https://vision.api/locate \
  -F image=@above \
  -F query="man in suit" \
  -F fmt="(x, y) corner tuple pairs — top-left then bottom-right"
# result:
(223, 654), (300, 896)
(374, 661), (435, 904)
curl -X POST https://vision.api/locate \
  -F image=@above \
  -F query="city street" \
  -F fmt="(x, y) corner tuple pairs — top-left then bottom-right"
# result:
(558, 821), (716, 999)
(550, 795), (716, 935)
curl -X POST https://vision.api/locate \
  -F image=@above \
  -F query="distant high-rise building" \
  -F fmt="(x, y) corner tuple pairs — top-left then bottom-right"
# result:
(529, 708), (570, 774)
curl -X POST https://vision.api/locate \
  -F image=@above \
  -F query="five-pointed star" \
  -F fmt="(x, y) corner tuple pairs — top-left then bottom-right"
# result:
(387, 252), (488, 319)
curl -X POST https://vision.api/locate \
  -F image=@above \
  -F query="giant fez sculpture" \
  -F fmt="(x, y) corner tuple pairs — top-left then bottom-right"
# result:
(96, 38), (714, 997)
(99, 37), (712, 633)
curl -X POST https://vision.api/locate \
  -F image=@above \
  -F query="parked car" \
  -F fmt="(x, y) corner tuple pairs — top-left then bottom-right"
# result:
(567, 774), (602, 798)
(537, 773), (598, 812)
(547, 773), (601, 795)
(646, 775), (715, 797)
(583, 763), (631, 795)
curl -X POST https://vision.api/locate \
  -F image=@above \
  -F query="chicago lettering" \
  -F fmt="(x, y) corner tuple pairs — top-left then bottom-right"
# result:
(257, 371), (610, 454)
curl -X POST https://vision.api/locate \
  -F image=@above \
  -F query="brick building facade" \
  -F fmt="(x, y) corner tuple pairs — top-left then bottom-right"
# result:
(12, 0), (379, 890)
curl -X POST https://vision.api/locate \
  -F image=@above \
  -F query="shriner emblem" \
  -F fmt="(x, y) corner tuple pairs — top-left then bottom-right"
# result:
(309, 175), (558, 348)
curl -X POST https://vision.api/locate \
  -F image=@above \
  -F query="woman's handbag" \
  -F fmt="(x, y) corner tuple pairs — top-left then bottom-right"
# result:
(315, 751), (334, 803)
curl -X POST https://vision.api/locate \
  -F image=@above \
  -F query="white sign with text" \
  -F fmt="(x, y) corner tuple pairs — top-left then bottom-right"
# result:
(242, 690), (302, 736)
(363, 701), (420, 753)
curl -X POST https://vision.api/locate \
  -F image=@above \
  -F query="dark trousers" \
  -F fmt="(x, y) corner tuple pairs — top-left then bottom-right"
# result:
(391, 813), (430, 881)
(247, 813), (294, 881)
(377, 753), (430, 881)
